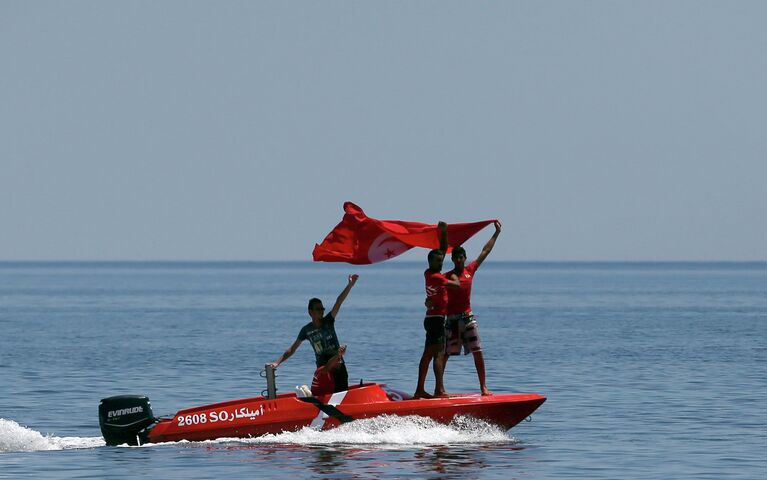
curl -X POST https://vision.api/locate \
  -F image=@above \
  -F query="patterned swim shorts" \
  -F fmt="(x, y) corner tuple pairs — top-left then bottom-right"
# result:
(445, 312), (481, 356)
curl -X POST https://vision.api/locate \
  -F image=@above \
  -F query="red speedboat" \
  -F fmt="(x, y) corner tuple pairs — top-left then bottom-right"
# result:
(99, 372), (545, 446)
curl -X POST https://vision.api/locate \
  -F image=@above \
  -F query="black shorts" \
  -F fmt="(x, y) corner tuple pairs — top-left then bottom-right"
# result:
(423, 315), (446, 348)
(332, 363), (349, 393)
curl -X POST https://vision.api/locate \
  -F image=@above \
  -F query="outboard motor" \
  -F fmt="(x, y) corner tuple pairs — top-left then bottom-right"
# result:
(98, 395), (156, 446)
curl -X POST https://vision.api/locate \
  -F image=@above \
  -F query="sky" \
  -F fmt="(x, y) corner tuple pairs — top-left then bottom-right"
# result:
(2, 1), (765, 261)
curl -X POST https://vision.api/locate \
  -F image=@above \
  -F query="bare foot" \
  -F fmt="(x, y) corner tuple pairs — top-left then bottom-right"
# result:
(433, 389), (451, 398)
(481, 388), (493, 396)
(413, 390), (433, 399)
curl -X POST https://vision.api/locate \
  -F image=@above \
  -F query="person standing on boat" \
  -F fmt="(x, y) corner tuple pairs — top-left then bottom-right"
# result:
(444, 221), (502, 396)
(415, 221), (460, 399)
(269, 274), (359, 393)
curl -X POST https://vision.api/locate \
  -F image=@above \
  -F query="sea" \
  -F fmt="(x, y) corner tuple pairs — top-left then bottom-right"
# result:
(1, 261), (765, 479)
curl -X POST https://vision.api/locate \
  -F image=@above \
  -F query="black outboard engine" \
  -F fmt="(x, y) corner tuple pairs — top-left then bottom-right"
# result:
(98, 395), (156, 446)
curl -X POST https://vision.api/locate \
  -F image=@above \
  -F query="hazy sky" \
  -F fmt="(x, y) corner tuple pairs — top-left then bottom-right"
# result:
(2, 1), (765, 261)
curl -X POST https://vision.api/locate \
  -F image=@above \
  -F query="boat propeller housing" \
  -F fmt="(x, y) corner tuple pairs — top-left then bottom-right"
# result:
(98, 395), (156, 446)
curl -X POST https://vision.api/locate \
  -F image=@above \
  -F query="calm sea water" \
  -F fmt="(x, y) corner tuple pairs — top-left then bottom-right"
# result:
(1, 262), (765, 479)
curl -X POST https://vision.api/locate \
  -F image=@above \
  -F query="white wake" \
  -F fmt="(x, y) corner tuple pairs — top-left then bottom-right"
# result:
(180, 415), (515, 447)
(2, 415), (515, 452)
(0, 418), (104, 453)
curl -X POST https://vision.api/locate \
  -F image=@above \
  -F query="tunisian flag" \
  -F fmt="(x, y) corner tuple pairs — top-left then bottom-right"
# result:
(312, 202), (495, 264)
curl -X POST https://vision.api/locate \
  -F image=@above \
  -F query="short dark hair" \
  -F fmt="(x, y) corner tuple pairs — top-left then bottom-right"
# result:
(451, 246), (467, 259)
(308, 298), (322, 310)
(427, 249), (443, 263)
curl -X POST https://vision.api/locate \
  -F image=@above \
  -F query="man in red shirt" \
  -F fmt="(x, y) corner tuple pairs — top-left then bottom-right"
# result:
(311, 345), (347, 396)
(415, 221), (460, 399)
(444, 221), (502, 396)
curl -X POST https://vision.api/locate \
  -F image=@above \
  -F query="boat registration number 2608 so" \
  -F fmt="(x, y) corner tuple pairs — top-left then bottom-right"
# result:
(177, 405), (267, 426)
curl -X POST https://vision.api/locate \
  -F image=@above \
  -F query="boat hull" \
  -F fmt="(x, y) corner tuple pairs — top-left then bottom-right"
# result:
(146, 383), (545, 443)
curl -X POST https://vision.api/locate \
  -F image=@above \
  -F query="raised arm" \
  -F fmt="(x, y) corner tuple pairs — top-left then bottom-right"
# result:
(330, 274), (359, 318)
(269, 338), (302, 368)
(474, 221), (502, 269)
(438, 221), (448, 253)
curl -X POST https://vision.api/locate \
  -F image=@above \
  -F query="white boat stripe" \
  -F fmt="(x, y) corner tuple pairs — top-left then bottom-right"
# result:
(309, 390), (348, 429)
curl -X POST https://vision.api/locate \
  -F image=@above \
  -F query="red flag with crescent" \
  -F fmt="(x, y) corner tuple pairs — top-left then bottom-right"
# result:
(312, 202), (496, 264)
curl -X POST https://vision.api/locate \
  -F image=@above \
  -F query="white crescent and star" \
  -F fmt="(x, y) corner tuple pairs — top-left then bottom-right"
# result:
(367, 233), (411, 263)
